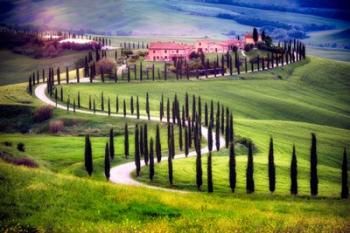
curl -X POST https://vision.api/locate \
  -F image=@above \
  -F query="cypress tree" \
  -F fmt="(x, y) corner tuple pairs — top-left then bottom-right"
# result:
(135, 125), (141, 176)
(89, 95), (91, 110)
(184, 126), (189, 157)
(104, 142), (110, 180)
(136, 96), (140, 119)
(67, 95), (70, 111)
(76, 67), (80, 83)
(164, 62), (167, 80)
(140, 127), (144, 159)
(215, 116), (220, 151)
(179, 123), (183, 151)
(204, 102), (208, 126)
(101, 92), (104, 111)
(185, 92), (189, 119)
(156, 125), (162, 163)
(73, 99), (76, 112)
(207, 152), (213, 193)
(140, 62), (143, 81)
(124, 123), (129, 159)
(160, 94), (164, 121)
(146, 92), (150, 120)
(166, 98), (170, 123)
(123, 99), (126, 117)
(77, 92), (81, 108)
(84, 135), (93, 176)
(168, 144), (173, 185)
(246, 142), (254, 193)
(149, 138), (154, 181)
(229, 142), (236, 192)
(109, 128), (115, 160)
(208, 123), (213, 152)
(93, 99), (96, 113)
(143, 124), (149, 165)
(60, 87), (63, 102)
(341, 148), (349, 199)
(130, 96), (134, 115)
(310, 133), (318, 196)
(229, 113), (234, 143)
(268, 137), (276, 193)
(291, 144), (298, 195)
(195, 120), (202, 191)
(221, 105), (225, 134)
(54, 88), (58, 106)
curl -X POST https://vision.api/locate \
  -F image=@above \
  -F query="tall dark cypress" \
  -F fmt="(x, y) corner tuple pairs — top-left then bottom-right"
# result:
(146, 92), (150, 120)
(143, 124), (149, 165)
(310, 133), (318, 196)
(195, 118), (202, 191)
(130, 96), (134, 115)
(290, 144), (298, 195)
(341, 148), (348, 199)
(179, 123), (183, 151)
(101, 92), (104, 111)
(215, 116), (220, 151)
(108, 98), (111, 116)
(136, 96), (140, 119)
(104, 142), (110, 180)
(207, 152), (213, 193)
(84, 135), (93, 176)
(116, 96), (119, 113)
(77, 92), (81, 108)
(208, 123), (213, 152)
(168, 144), (173, 185)
(166, 98), (170, 123)
(246, 142), (254, 193)
(204, 102), (208, 126)
(156, 125), (162, 163)
(149, 138), (155, 181)
(229, 142), (236, 192)
(135, 125), (141, 176)
(184, 126), (189, 157)
(123, 99), (126, 117)
(160, 94), (164, 121)
(109, 128), (115, 160)
(124, 123), (129, 159)
(185, 92), (189, 119)
(229, 113), (234, 143)
(268, 137), (276, 193)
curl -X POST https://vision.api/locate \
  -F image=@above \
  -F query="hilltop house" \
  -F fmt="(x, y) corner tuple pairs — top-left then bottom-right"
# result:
(146, 42), (194, 61)
(244, 34), (262, 44)
(194, 39), (244, 53)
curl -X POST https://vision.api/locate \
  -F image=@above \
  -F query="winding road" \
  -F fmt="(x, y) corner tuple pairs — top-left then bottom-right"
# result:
(35, 78), (225, 192)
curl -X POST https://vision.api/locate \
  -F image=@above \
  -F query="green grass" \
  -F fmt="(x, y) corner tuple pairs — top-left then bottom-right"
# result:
(0, 49), (87, 85)
(1, 162), (349, 232)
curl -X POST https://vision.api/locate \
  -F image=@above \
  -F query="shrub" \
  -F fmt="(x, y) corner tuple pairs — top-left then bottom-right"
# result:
(3, 141), (12, 147)
(33, 105), (53, 122)
(0, 152), (38, 168)
(49, 120), (64, 133)
(17, 143), (25, 152)
(96, 58), (116, 75)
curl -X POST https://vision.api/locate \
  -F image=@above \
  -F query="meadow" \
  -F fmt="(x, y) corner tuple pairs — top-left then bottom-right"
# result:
(0, 53), (349, 232)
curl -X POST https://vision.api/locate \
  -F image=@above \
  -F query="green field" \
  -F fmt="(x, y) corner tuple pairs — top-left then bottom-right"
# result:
(1, 54), (350, 232)
(0, 49), (87, 85)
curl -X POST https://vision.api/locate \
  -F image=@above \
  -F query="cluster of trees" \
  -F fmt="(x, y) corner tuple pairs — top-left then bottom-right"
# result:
(120, 41), (148, 50)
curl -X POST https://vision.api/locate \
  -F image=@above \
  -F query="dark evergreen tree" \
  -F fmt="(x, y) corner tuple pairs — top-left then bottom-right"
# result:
(54, 88), (58, 106)
(116, 96), (119, 113)
(310, 133), (318, 196)
(229, 142), (236, 192)
(149, 138), (155, 181)
(93, 99), (96, 113)
(124, 123), (129, 159)
(179, 123), (183, 151)
(76, 67), (80, 83)
(123, 99), (126, 117)
(146, 92), (150, 120)
(208, 123), (213, 152)
(143, 124), (149, 165)
(207, 152), (213, 193)
(101, 92), (104, 111)
(253, 27), (259, 44)
(195, 119), (202, 191)
(84, 135), (93, 176)
(28, 77), (33, 95)
(184, 126), (189, 157)
(104, 142), (110, 180)
(166, 98), (170, 123)
(268, 137), (276, 193)
(136, 96), (140, 119)
(341, 148), (348, 199)
(135, 125), (141, 176)
(215, 116), (220, 151)
(185, 92), (189, 119)
(130, 96), (134, 115)
(246, 142), (254, 193)
(156, 125), (162, 163)
(109, 128), (115, 160)
(77, 92), (81, 108)
(290, 144), (298, 195)
(168, 144), (173, 185)
(160, 94), (164, 121)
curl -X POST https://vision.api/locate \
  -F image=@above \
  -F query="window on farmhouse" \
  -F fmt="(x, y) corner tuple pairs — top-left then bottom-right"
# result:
(165, 50), (167, 53)
(153, 50), (155, 53)
(176, 50), (179, 53)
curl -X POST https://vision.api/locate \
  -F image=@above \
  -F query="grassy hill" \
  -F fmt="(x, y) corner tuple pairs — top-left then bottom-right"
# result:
(0, 55), (349, 232)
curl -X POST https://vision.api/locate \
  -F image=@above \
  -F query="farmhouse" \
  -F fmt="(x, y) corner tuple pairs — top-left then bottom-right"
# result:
(146, 42), (194, 61)
(195, 39), (244, 53)
(244, 34), (262, 44)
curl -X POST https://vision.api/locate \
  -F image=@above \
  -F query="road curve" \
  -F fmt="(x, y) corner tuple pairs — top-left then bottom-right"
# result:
(34, 78), (225, 192)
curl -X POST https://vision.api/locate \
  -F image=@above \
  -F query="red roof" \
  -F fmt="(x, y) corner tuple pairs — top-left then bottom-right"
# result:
(149, 42), (193, 50)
